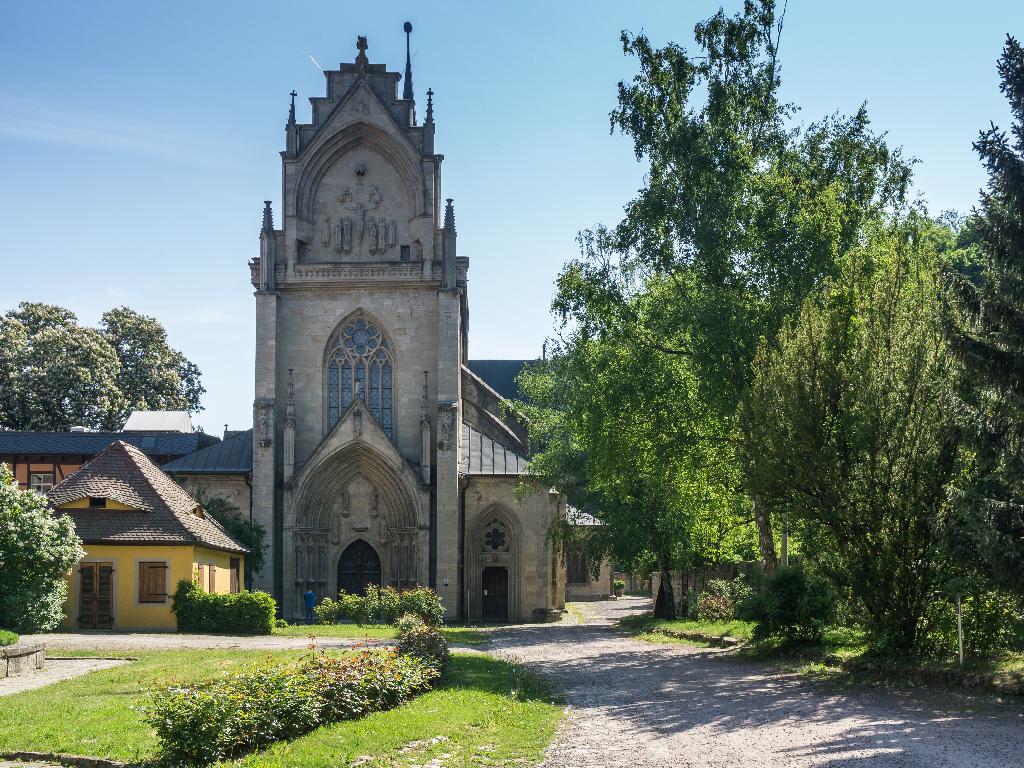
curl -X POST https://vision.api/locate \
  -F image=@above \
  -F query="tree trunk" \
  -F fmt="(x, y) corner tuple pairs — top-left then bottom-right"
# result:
(753, 496), (779, 574)
(653, 565), (677, 619)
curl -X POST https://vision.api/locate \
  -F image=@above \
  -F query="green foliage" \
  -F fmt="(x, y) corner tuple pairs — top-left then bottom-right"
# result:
(613, 579), (626, 592)
(0, 465), (84, 632)
(943, 36), (1024, 597)
(0, 629), (18, 646)
(738, 565), (836, 643)
(741, 222), (964, 655)
(395, 613), (450, 673)
(315, 586), (445, 627)
(190, 488), (265, 583)
(930, 581), (1024, 658)
(145, 648), (438, 766)
(170, 579), (276, 635)
(0, 302), (203, 431)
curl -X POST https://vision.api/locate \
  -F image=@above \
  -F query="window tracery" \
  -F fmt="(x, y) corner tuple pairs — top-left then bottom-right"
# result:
(327, 316), (394, 436)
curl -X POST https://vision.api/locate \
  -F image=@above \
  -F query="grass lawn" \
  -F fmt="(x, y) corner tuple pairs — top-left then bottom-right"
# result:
(224, 655), (562, 768)
(618, 613), (755, 645)
(0, 650), (559, 767)
(274, 623), (489, 645)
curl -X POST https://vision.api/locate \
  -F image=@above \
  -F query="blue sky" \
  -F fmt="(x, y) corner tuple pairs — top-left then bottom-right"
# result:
(1, 1), (1021, 434)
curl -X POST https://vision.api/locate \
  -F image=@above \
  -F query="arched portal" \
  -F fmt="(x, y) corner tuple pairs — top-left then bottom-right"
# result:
(337, 539), (382, 596)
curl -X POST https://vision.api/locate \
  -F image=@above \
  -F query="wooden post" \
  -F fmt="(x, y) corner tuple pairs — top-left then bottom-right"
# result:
(956, 594), (964, 668)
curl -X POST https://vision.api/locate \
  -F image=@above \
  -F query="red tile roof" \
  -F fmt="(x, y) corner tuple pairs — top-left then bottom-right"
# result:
(47, 441), (248, 554)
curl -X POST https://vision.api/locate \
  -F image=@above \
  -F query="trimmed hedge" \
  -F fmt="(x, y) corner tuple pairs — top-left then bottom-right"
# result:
(170, 579), (276, 635)
(0, 629), (18, 646)
(315, 585), (445, 626)
(146, 644), (445, 765)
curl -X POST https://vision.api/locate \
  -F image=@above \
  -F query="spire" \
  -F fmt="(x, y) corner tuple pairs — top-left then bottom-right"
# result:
(442, 198), (457, 289)
(262, 200), (274, 233)
(286, 91), (299, 156)
(425, 88), (434, 124)
(443, 198), (456, 234)
(403, 21), (414, 101)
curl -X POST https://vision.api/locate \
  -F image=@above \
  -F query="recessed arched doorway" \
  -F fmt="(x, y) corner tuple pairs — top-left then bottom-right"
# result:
(481, 566), (509, 622)
(337, 539), (382, 595)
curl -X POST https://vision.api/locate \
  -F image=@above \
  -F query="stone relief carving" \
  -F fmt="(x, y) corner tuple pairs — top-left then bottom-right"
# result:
(254, 399), (274, 448)
(437, 401), (457, 452)
(321, 174), (397, 258)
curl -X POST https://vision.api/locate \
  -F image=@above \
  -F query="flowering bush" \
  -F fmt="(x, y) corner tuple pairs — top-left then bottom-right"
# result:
(146, 646), (441, 766)
(696, 591), (734, 621)
(396, 613), (450, 672)
(315, 585), (445, 626)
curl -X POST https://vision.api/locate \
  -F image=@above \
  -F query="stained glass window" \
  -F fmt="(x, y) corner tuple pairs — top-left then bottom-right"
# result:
(326, 316), (394, 438)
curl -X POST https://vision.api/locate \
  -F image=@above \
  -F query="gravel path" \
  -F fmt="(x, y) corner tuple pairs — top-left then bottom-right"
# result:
(490, 597), (1024, 768)
(0, 658), (128, 697)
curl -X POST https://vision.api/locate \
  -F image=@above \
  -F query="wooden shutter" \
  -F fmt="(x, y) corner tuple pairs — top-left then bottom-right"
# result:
(229, 558), (240, 593)
(208, 564), (217, 593)
(138, 562), (168, 603)
(198, 563), (207, 592)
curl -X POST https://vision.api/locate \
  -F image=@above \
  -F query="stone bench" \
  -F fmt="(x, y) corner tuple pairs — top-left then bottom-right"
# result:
(1, 643), (45, 678)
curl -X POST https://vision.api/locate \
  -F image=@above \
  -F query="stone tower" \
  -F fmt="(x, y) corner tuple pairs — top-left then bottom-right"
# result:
(250, 27), (564, 622)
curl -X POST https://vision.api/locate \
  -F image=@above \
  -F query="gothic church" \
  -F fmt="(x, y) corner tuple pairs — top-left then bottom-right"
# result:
(249, 29), (566, 622)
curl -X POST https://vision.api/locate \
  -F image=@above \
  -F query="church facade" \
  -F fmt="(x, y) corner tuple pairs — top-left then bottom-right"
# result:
(249, 31), (566, 622)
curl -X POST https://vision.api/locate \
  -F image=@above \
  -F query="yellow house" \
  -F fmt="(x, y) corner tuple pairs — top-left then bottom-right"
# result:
(47, 440), (248, 631)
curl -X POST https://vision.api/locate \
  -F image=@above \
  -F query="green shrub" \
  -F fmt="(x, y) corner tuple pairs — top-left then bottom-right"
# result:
(929, 586), (1024, 658)
(396, 613), (450, 672)
(274, 618), (289, 629)
(316, 586), (445, 626)
(170, 579), (276, 635)
(613, 579), (626, 592)
(146, 648), (438, 766)
(738, 565), (835, 643)
(0, 629), (18, 646)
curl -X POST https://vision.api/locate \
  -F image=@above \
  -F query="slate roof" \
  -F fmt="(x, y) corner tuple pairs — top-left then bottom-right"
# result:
(460, 422), (527, 475)
(162, 429), (253, 474)
(0, 430), (219, 459)
(466, 359), (532, 402)
(48, 441), (248, 554)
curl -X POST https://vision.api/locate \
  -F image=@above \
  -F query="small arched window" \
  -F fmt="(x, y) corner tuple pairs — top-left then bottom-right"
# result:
(327, 316), (394, 437)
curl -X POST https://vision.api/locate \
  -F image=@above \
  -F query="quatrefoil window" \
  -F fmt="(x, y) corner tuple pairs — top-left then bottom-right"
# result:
(482, 521), (509, 553)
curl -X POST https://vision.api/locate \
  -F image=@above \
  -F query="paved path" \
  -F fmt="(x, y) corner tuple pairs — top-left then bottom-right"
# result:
(0, 658), (128, 697)
(491, 597), (1024, 768)
(20, 631), (385, 652)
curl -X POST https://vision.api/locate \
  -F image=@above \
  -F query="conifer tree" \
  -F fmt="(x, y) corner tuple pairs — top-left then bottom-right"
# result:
(946, 36), (1024, 594)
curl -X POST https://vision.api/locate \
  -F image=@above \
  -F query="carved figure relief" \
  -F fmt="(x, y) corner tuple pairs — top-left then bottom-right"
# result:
(322, 175), (397, 258)
(437, 402), (457, 452)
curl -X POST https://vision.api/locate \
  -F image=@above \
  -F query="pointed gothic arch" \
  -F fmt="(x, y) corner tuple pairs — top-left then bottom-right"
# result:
(324, 309), (396, 438)
(466, 504), (523, 622)
(295, 121), (423, 222)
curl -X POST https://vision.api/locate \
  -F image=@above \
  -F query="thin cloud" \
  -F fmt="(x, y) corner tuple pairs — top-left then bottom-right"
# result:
(0, 95), (209, 160)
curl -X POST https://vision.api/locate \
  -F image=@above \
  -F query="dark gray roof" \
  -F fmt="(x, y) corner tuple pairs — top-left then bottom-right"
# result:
(162, 429), (253, 474)
(0, 431), (220, 458)
(460, 422), (527, 475)
(48, 441), (248, 554)
(467, 359), (532, 402)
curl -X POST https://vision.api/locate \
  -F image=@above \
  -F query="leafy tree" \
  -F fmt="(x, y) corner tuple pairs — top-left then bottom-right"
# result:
(0, 304), (124, 431)
(100, 307), (204, 428)
(192, 487), (265, 587)
(741, 222), (963, 654)
(551, 0), (913, 574)
(0, 302), (203, 431)
(518, 277), (753, 619)
(944, 36), (1024, 596)
(0, 463), (85, 632)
